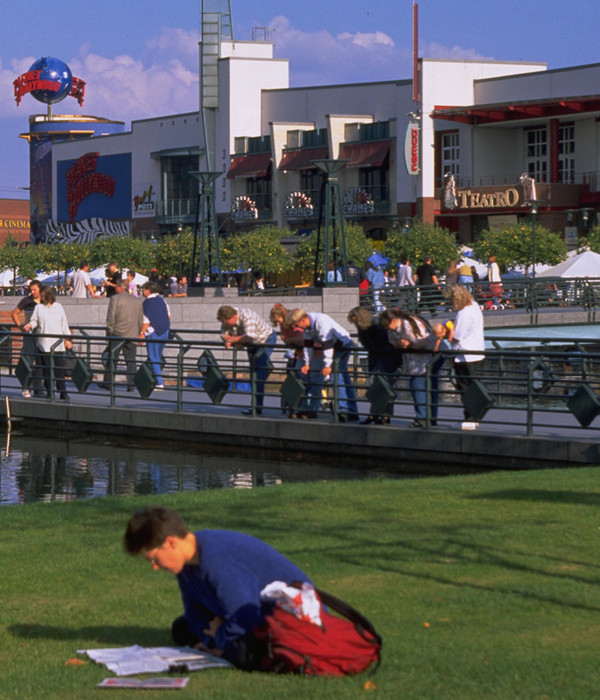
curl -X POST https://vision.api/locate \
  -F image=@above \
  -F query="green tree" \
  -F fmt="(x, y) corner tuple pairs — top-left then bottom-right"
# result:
(293, 222), (373, 282)
(220, 226), (294, 279)
(472, 223), (566, 274)
(383, 219), (460, 273)
(578, 225), (600, 254)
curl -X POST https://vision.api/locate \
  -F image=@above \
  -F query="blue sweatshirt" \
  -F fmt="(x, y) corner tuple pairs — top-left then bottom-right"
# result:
(176, 530), (311, 657)
(142, 294), (170, 336)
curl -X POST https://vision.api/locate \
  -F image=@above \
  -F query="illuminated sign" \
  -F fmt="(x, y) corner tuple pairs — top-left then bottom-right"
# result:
(231, 196), (258, 222)
(343, 188), (375, 216)
(404, 123), (420, 175)
(284, 191), (314, 219)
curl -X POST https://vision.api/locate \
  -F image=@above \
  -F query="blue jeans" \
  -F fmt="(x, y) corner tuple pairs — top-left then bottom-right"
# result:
(307, 347), (358, 416)
(410, 373), (439, 420)
(248, 331), (277, 409)
(146, 330), (169, 385)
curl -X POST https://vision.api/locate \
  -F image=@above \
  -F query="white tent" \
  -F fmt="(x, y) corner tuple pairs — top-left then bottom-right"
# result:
(537, 250), (600, 278)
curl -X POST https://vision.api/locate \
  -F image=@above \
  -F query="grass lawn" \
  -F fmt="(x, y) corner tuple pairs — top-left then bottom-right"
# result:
(1, 466), (600, 699)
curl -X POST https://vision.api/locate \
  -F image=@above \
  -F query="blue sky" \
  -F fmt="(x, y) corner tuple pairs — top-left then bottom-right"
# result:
(2, 0), (599, 198)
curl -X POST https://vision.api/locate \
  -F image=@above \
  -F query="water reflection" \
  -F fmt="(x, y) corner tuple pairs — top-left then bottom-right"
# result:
(0, 430), (406, 505)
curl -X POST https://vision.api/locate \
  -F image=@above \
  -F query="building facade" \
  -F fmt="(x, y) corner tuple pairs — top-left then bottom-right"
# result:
(38, 35), (600, 246)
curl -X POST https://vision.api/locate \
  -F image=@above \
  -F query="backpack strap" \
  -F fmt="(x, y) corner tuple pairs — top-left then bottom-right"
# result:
(316, 588), (382, 648)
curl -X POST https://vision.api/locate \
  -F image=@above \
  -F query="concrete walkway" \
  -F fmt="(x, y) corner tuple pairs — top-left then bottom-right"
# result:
(1, 374), (598, 472)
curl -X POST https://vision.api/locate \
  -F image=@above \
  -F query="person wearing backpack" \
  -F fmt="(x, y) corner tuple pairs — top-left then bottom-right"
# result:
(123, 506), (312, 670)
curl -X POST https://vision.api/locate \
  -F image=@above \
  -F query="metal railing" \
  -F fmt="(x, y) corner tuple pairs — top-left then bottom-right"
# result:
(4, 328), (600, 438)
(361, 277), (600, 322)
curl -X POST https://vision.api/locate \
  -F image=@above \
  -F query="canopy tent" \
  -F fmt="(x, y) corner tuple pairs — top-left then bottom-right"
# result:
(537, 250), (600, 278)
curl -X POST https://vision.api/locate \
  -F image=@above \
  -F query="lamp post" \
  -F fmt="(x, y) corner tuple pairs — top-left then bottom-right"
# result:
(56, 228), (62, 293)
(529, 200), (538, 279)
(177, 224), (183, 276)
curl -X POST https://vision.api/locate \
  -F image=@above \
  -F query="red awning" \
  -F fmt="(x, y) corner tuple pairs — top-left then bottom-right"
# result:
(227, 153), (272, 179)
(432, 96), (600, 125)
(279, 147), (328, 171)
(340, 140), (391, 168)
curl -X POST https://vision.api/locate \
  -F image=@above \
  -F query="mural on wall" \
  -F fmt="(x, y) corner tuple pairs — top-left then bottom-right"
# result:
(56, 152), (132, 223)
(45, 217), (130, 244)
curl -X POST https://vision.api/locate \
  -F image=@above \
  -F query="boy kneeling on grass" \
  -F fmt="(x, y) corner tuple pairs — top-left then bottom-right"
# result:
(124, 506), (312, 670)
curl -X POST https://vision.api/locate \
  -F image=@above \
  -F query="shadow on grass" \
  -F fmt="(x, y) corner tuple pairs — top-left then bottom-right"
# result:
(469, 489), (600, 506)
(8, 624), (168, 646)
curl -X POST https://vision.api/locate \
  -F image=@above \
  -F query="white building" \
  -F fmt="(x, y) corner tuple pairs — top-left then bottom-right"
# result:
(47, 33), (600, 245)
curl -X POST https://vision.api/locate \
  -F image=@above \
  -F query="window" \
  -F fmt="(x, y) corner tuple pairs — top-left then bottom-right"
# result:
(525, 128), (548, 182)
(441, 132), (460, 179)
(163, 156), (198, 201)
(558, 124), (575, 184)
(246, 177), (271, 212)
(300, 169), (323, 198)
(359, 166), (388, 202)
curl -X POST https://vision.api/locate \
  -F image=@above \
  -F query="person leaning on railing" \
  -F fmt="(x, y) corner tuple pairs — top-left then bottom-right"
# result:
(217, 305), (277, 416)
(443, 284), (485, 431)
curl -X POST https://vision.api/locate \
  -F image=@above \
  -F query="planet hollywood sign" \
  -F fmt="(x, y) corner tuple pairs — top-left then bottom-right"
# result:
(284, 191), (314, 219)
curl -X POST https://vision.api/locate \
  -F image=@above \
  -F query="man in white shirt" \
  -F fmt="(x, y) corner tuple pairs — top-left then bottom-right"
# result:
(445, 285), (485, 430)
(71, 262), (98, 298)
(289, 309), (358, 422)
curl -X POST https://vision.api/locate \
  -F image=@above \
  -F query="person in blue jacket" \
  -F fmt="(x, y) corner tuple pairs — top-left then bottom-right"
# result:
(123, 506), (312, 670)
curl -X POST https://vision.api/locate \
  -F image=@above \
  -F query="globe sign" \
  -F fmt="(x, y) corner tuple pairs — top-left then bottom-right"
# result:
(27, 57), (73, 104)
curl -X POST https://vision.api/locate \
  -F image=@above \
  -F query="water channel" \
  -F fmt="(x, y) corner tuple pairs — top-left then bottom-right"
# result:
(0, 428), (421, 505)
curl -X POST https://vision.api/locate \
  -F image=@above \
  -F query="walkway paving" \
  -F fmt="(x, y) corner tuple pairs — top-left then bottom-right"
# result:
(1, 372), (598, 472)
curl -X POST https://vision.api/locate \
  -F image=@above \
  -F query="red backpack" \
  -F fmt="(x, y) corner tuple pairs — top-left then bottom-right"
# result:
(254, 587), (382, 676)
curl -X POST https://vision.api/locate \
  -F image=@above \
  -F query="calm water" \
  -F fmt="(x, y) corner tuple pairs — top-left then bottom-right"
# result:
(0, 429), (411, 505)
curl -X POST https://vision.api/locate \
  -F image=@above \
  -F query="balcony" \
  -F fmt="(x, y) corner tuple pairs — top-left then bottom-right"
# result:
(155, 199), (197, 226)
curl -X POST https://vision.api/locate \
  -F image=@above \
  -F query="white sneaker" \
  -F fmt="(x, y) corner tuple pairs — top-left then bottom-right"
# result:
(22, 390), (31, 398)
(461, 421), (479, 430)
(155, 385), (164, 390)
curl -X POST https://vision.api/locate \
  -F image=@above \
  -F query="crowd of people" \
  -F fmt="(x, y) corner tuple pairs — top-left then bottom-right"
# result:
(13, 263), (176, 400)
(218, 280), (485, 430)
(13, 258), (486, 429)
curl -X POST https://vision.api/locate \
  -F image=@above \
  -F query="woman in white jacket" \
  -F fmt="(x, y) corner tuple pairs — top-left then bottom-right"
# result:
(25, 286), (73, 400)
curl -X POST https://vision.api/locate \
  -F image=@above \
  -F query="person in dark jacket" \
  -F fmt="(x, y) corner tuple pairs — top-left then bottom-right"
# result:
(347, 306), (399, 424)
(140, 281), (171, 389)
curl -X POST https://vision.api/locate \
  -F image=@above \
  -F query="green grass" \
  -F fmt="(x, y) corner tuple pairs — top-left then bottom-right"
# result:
(1, 467), (600, 698)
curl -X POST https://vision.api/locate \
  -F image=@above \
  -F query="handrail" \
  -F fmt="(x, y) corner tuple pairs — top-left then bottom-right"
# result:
(4, 328), (600, 438)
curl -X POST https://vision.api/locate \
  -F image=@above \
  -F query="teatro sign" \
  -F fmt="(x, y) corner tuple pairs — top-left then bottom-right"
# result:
(444, 184), (522, 211)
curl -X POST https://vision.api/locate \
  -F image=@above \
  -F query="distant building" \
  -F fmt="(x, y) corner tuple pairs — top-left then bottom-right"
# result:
(0, 199), (30, 246)
(23, 35), (600, 245)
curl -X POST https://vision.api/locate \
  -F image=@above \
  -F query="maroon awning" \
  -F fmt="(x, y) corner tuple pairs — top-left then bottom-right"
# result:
(279, 147), (328, 171)
(340, 140), (391, 168)
(432, 96), (600, 125)
(227, 153), (271, 179)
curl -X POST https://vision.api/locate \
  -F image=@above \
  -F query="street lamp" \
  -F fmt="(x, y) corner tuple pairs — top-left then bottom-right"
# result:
(529, 200), (538, 279)
(56, 227), (62, 293)
(177, 224), (183, 276)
